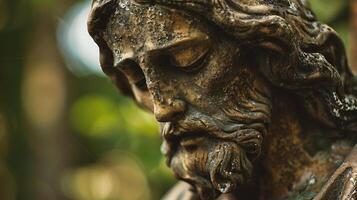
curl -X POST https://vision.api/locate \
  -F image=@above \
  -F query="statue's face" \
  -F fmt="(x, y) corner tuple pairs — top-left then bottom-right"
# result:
(102, 4), (272, 199)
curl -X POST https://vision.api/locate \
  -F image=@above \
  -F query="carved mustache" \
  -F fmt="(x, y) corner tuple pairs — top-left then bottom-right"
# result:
(160, 113), (265, 161)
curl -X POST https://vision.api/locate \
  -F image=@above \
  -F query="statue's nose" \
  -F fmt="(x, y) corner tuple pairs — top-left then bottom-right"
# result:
(154, 98), (186, 122)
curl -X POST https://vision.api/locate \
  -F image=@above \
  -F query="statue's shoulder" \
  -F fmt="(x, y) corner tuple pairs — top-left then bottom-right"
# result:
(313, 144), (357, 200)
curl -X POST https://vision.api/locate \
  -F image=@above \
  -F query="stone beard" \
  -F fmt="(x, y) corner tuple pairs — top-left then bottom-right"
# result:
(161, 67), (271, 198)
(88, 0), (357, 199)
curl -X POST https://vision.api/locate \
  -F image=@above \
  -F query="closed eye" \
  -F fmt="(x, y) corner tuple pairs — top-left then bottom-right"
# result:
(169, 42), (211, 72)
(148, 37), (211, 73)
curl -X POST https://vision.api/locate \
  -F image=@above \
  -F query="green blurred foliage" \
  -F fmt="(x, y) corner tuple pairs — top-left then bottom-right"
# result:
(309, 0), (350, 53)
(66, 77), (175, 200)
(309, 0), (347, 23)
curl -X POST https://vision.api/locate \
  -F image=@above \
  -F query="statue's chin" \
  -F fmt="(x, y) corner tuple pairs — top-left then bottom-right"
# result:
(168, 139), (253, 199)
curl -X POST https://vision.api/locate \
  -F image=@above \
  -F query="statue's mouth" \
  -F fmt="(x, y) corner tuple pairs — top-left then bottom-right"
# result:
(161, 130), (208, 160)
(179, 133), (205, 148)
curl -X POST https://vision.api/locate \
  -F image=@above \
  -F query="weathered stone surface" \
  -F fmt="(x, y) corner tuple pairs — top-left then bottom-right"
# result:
(88, 0), (357, 199)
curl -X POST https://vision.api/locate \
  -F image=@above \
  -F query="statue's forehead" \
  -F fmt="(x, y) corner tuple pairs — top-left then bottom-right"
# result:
(103, 3), (209, 64)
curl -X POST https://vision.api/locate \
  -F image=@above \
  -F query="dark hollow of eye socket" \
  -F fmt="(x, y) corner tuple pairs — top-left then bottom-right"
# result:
(135, 78), (148, 91)
(116, 59), (148, 91)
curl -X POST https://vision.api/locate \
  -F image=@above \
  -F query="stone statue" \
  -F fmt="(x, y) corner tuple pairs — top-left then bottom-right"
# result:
(87, 0), (357, 199)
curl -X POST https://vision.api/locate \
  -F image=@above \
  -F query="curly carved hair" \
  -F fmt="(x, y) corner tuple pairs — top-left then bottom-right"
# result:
(88, 0), (357, 132)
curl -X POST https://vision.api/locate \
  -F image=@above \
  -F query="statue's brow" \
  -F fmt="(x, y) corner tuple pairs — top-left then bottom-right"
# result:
(146, 36), (210, 55)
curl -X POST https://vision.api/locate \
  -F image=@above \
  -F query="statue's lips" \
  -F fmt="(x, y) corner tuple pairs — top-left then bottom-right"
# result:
(178, 132), (206, 148)
(166, 130), (207, 147)
(162, 130), (208, 161)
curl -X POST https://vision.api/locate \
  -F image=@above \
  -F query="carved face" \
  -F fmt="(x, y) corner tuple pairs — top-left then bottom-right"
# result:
(97, 3), (271, 198)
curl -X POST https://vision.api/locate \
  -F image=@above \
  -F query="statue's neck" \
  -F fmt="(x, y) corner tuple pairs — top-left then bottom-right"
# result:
(257, 93), (354, 200)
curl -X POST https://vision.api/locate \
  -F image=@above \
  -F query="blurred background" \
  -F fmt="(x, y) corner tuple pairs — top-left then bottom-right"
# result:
(0, 0), (356, 199)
